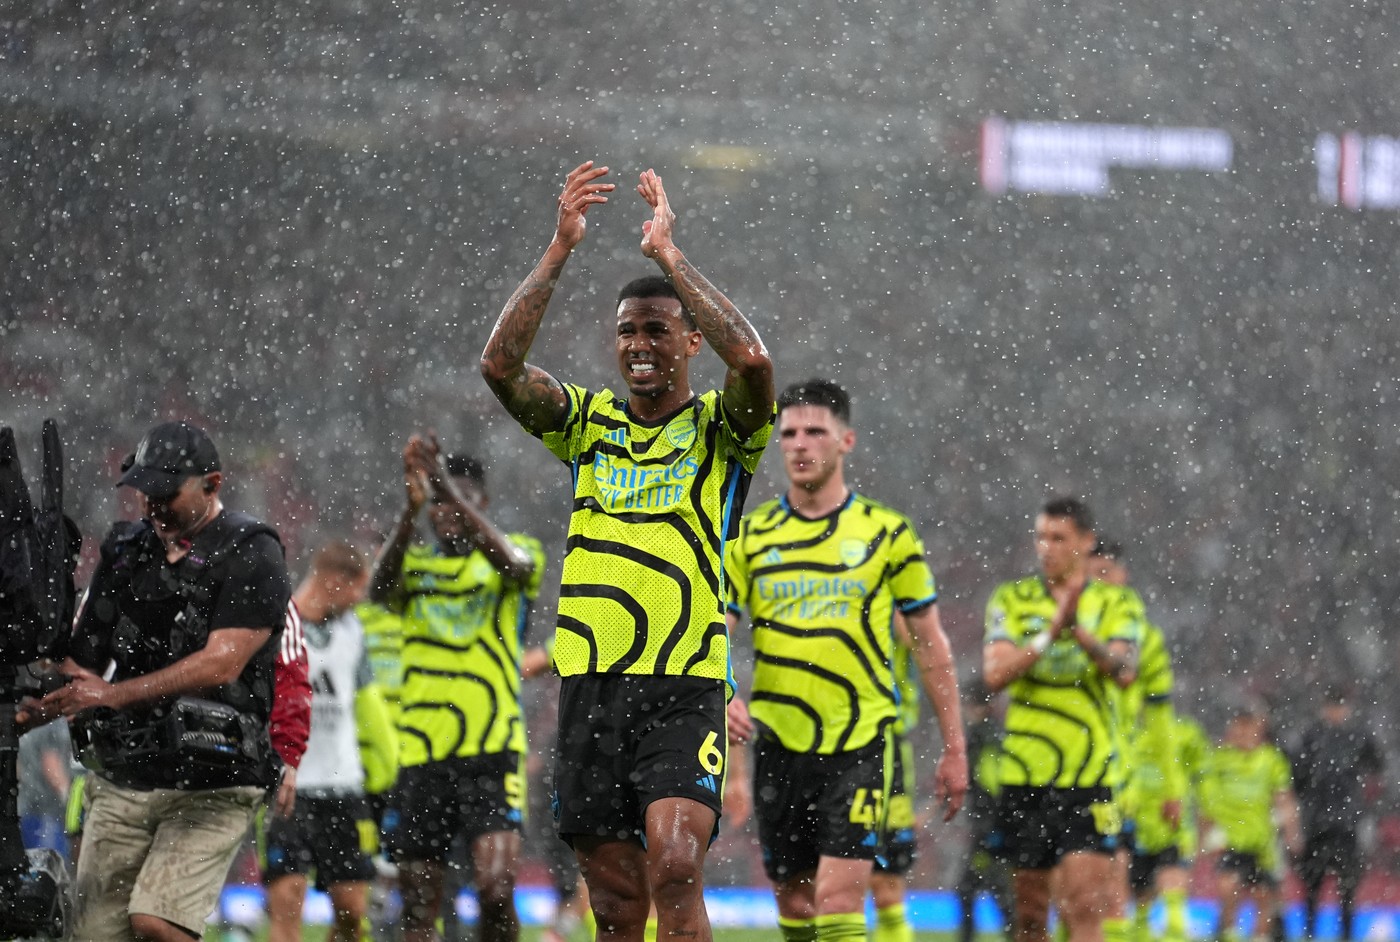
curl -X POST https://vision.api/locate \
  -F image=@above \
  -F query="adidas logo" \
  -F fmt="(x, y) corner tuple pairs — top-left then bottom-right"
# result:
(695, 774), (718, 793)
(763, 548), (781, 565)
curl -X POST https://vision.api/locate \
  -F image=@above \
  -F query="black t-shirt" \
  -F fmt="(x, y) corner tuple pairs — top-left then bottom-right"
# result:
(1291, 719), (1385, 833)
(71, 510), (292, 788)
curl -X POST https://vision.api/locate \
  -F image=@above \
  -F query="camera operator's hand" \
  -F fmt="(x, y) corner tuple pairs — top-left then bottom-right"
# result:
(14, 695), (59, 734)
(40, 663), (122, 716)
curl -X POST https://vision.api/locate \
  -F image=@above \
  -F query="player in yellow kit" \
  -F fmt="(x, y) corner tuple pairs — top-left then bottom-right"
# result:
(984, 498), (1143, 942)
(481, 160), (774, 942)
(369, 439), (545, 942)
(1086, 542), (1190, 942)
(1198, 707), (1301, 942)
(726, 379), (966, 942)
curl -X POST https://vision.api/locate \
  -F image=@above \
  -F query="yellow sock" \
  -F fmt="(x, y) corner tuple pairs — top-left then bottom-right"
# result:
(779, 916), (819, 942)
(644, 915), (658, 942)
(873, 903), (914, 942)
(1132, 902), (1152, 942)
(814, 911), (867, 941)
(1104, 916), (1131, 942)
(1163, 887), (1188, 940)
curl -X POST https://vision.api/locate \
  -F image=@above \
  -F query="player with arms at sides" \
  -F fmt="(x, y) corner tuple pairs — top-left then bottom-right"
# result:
(1198, 706), (1302, 942)
(369, 436), (545, 942)
(983, 497), (1143, 942)
(265, 541), (396, 942)
(1085, 541), (1190, 942)
(480, 161), (774, 942)
(725, 379), (967, 942)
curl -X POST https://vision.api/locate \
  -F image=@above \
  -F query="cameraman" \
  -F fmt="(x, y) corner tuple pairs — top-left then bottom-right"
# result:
(18, 422), (291, 942)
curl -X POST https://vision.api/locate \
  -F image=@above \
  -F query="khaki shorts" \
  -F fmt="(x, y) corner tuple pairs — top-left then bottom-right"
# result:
(73, 774), (263, 940)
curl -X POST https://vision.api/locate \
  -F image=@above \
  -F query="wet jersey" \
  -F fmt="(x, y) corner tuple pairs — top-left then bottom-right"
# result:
(984, 578), (1144, 789)
(728, 493), (938, 754)
(1198, 742), (1292, 856)
(390, 537), (545, 766)
(539, 386), (772, 684)
(1121, 623), (1183, 821)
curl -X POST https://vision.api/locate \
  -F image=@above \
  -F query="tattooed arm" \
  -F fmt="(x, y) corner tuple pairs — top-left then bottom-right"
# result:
(481, 160), (616, 435)
(636, 169), (775, 439)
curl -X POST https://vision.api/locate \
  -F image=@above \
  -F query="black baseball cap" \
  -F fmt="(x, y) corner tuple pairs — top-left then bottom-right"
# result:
(118, 422), (221, 499)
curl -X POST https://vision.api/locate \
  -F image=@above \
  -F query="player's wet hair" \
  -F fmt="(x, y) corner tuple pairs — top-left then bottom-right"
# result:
(617, 275), (696, 329)
(445, 453), (486, 486)
(312, 540), (367, 578)
(777, 378), (851, 424)
(1041, 496), (1094, 533)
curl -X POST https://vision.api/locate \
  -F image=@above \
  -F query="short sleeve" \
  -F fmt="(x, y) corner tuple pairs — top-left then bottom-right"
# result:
(537, 383), (590, 464)
(209, 533), (294, 633)
(887, 520), (938, 612)
(715, 390), (774, 474)
(1099, 585), (1145, 646)
(724, 527), (750, 615)
(985, 584), (1016, 645)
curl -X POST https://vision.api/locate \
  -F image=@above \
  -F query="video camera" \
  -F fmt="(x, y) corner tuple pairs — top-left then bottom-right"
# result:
(72, 697), (265, 781)
(1, 420), (81, 939)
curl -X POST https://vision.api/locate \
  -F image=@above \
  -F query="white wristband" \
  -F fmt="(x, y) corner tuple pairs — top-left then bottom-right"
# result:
(1029, 631), (1053, 654)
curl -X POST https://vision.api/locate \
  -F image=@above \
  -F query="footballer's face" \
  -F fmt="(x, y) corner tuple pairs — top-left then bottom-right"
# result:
(1034, 514), (1096, 582)
(323, 568), (370, 618)
(778, 404), (854, 492)
(616, 296), (701, 401)
(1225, 714), (1266, 749)
(429, 476), (486, 548)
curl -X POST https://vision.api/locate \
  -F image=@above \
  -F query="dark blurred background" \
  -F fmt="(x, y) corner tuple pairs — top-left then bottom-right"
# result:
(2, 0), (1397, 888)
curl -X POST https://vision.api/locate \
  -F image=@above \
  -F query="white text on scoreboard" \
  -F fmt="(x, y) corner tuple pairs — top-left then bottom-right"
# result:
(980, 117), (1233, 197)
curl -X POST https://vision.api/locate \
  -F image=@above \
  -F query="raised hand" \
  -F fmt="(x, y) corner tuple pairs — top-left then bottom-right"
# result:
(555, 161), (614, 250)
(401, 436), (431, 514)
(637, 168), (677, 259)
(1052, 575), (1086, 637)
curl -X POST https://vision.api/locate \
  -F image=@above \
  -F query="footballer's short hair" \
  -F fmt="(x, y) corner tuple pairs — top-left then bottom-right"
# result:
(1041, 496), (1095, 533)
(777, 378), (851, 424)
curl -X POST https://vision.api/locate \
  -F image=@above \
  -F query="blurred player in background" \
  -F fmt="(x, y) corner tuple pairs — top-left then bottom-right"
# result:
(1198, 706), (1301, 942)
(1085, 541), (1191, 942)
(983, 497), (1142, 942)
(370, 436), (544, 942)
(265, 541), (395, 942)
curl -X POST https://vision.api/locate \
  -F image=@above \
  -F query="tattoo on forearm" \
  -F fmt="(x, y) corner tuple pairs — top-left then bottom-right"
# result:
(486, 272), (556, 371)
(668, 257), (763, 359)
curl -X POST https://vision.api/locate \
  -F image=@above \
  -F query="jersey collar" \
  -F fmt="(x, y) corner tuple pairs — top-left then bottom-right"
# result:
(780, 489), (854, 522)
